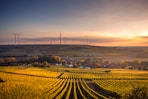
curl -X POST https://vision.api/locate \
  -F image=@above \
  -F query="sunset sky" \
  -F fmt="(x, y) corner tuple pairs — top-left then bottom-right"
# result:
(0, 0), (148, 46)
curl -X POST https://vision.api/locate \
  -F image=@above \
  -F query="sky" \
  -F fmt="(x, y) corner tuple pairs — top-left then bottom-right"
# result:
(0, 0), (148, 46)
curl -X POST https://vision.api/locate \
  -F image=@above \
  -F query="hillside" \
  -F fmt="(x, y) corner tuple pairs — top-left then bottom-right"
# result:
(0, 45), (148, 62)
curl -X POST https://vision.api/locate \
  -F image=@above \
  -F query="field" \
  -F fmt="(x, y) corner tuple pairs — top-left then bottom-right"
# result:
(0, 66), (148, 99)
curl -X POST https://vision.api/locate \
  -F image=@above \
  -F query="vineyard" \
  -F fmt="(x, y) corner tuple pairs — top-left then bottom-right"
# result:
(0, 66), (148, 99)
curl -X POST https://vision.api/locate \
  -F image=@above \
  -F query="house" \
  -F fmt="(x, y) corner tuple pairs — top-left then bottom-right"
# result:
(67, 64), (74, 68)
(85, 66), (91, 69)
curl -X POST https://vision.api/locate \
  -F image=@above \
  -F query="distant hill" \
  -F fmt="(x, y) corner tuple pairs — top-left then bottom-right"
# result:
(0, 45), (148, 62)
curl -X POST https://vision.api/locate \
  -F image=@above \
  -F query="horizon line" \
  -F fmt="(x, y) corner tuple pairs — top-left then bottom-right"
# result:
(0, 44), (147, 47)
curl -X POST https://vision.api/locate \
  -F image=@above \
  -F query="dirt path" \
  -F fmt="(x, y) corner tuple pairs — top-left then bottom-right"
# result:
(85, 79), (121, 99)
(56, 72), (64, 78)
(78, 81), (94, 99)
(0, 70), (54, 78)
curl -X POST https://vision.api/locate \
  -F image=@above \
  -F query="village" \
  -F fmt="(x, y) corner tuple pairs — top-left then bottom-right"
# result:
(0, 45), (148, 70)
(0, 54), (148, 70)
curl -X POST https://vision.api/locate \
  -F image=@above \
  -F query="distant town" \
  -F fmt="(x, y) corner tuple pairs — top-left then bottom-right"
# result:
(0, 45), (148, 70)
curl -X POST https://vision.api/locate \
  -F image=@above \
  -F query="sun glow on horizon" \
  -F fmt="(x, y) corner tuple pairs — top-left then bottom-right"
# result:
(0, 0), (148, 46)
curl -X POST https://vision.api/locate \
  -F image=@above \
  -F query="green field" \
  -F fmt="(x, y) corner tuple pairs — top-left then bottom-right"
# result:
(0, 66), (148, 99)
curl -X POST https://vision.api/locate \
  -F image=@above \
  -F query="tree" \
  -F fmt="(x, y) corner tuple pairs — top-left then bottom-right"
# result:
(31, 56), (39, 62)
(0, 58), (5, 65)
(94, 62), (102, 68)
(134, 59), (141, 65)
(61, 59), (67, 66)
(51, 55), (61, 63)
(79, 59), (85, 63)
(133, 59), (142, 69)
(119, 60), (125, 65)
(43, 61), (50, 67)
(119, 60), (128, 68)
(33, 62), (40, 67)
(73, 63), (79, 68)
(5, 57), (16, 63)
(105, 60), (111, 65)
(79, 59), (85, 65)
(5, 57), (16, 65)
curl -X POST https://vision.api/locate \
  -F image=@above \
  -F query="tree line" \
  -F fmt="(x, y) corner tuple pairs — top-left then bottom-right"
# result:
(0, 55), (61, 67)
(0, 56), (148, 70)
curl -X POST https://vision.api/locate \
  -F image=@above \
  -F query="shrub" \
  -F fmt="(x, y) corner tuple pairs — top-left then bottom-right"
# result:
(104, 70), (111, 73)
(43, 61), (51, 67)
(5, 57), (17, 65)
(33, 62), (40, 67)
(0, 78), (4, 82)
(5, 57), (16, 63)
(124, 86), (148, 99)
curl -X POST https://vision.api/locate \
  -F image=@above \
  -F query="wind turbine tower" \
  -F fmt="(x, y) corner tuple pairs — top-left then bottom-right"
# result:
(60, 32), (62, 45)
(14, 33), (19, 45)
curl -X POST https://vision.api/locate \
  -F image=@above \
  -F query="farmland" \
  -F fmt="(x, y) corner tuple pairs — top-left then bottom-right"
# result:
(0, 66), (148, 99)
(1, 0), (148, 98)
